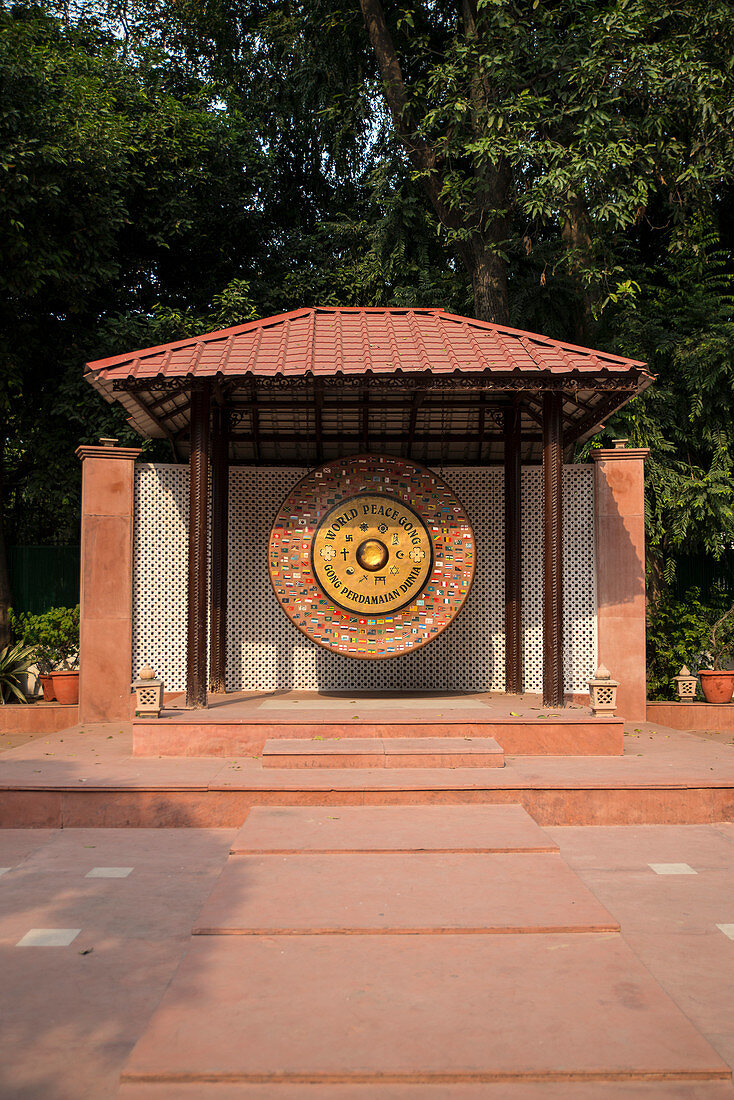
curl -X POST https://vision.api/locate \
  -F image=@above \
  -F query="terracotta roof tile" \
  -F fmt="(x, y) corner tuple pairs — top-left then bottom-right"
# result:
(85, 306), (648, 384)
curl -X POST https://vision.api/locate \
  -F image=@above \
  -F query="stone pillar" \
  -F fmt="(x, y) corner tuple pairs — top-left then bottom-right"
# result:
(592, 441), (650, 721)
(76, 441), (141, 723)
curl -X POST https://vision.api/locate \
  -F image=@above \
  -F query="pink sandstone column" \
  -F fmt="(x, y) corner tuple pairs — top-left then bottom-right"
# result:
(592, 441), (650, 721)
(76, 441), (141, 723)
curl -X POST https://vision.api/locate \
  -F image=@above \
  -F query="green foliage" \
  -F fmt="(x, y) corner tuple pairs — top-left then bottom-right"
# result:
(646, 588), (731, 700)
(0, 641), (36, 704)
(11, 605), (80, 671)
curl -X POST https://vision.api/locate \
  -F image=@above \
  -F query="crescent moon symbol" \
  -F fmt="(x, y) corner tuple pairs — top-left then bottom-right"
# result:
(396, 550), (404, 559)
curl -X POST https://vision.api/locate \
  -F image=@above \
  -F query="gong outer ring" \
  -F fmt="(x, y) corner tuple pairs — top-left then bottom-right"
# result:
(267, 454), (476, 660)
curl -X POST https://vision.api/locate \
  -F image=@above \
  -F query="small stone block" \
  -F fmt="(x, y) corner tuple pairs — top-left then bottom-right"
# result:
(716, 923), (734, 940)
(17, 928), (81, 947)
(649, 863), (697, 875)
(86, 866), (134, 878)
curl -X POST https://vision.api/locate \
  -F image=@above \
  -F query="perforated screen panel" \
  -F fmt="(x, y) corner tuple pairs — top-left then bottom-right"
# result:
(132, 463), (596, 694)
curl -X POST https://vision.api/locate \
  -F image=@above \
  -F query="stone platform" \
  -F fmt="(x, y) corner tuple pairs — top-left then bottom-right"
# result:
(1, 709), (734, 827)
(132, 690), (623, 757)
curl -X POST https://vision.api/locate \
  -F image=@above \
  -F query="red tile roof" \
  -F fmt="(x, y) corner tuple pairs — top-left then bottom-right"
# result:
(86, 307), (648, 383)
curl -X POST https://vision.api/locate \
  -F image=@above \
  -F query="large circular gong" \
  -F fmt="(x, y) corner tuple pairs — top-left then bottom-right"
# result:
(268, 454), (475, 659)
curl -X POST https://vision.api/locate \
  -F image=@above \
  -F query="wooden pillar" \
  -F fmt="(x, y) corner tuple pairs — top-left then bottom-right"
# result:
(503, 404), (522, 693)
(542, 390), (564, 707)
(186, 384), (211, 709)
(209, 405), (229, 694)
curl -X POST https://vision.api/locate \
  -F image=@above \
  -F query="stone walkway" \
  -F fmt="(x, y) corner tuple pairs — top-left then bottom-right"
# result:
(2, 819), (734, 1097)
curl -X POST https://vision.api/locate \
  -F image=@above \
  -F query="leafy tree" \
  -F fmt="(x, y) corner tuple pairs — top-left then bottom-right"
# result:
(0, 3), (268, 637)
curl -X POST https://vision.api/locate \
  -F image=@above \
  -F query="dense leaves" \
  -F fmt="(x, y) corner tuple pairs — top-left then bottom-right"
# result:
(3, 0), (734, 671)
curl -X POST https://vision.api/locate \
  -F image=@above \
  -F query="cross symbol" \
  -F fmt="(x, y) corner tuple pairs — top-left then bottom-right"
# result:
(340, 548), (349, 561)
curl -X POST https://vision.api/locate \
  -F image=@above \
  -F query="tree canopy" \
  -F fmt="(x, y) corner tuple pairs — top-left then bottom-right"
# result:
(2, 0), (734, 638)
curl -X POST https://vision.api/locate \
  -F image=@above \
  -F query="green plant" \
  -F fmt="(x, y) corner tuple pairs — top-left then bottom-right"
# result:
(10, 606), (80, 672)
(646, 587), (731, 700)
(0, 641), (36, 704)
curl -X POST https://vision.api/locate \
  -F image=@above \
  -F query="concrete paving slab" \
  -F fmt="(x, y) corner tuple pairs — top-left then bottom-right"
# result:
(232, 805), (559, 854)
(16, 927), (80, 946)
(193, 852), (618, 935)
(122, 934), (729, 1083)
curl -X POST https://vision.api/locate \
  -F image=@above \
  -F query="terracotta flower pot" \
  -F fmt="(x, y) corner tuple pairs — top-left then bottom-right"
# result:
(699, 670), (734, 704)
(38, 674), (56, 702)
(50, 671), (79, 706)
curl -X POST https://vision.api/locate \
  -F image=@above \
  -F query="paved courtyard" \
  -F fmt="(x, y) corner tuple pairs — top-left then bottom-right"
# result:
(1, 821), (733, 1098)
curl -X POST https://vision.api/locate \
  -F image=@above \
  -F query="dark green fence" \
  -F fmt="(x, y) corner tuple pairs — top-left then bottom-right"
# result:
(8, 546), (80, 614)
(673, 551), (734, 601)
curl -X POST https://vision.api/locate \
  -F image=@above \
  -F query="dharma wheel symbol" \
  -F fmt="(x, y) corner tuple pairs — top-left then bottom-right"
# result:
(409, 547), (426, 563)
(319, 545), (336, 561)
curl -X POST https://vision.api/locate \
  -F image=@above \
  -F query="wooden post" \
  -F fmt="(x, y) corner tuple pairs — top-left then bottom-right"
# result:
(186, 384), (211, 709)
(503, 404), (522, 693)
(209, 405), (229, 693)
(542, 390), (564, 707)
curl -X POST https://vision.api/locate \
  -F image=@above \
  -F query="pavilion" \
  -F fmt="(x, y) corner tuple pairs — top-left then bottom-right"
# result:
(78, 306), (651, 732)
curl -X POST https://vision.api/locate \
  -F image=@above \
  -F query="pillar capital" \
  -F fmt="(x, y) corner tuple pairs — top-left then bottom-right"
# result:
(76, 443), (142, 463)
(591, 446), (650, 462)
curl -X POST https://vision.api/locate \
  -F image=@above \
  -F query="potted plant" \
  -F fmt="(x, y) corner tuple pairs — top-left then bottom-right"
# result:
(11, 607), (80, 705)
(0, 642), (36, 704)
(698, 603), (734, 703)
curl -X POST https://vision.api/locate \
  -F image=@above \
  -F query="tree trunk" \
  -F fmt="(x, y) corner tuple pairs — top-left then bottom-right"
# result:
(562, 194), (597, 343)
(467, 241), (510, 324)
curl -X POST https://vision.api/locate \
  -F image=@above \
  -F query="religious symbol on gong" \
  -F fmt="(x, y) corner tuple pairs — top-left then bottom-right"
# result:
(268, 454), (475, 659)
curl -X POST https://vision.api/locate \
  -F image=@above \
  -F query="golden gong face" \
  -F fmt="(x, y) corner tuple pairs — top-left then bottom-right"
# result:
(312, 494), (433, 615)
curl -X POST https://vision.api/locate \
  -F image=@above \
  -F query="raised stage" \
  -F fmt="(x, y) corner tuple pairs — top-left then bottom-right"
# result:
(132, 690), (623, 758)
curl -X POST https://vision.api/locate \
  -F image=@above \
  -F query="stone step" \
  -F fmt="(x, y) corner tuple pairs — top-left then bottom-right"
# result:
(121, 934), (729, 1086)
(192, 851), (619, 935)
(133, 713), (625, 757)
(231, 805), (559, 854)
(261, 736), (504, 769)
(120, 1082), (734, 1099)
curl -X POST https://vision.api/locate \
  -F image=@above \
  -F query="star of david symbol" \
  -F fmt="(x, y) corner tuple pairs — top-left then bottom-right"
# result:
(377, 523), (388, 534)
(409, 547), (425, 563)
(389, 566), (399, 575)
(319, 545), (336, 561)
(359, 523), (369, 532)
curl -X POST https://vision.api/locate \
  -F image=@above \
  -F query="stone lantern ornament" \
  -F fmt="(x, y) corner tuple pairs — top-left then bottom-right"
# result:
(673, 666), (698, 702)
(132, 663), (164, 718)
(588, 665), (619, 717)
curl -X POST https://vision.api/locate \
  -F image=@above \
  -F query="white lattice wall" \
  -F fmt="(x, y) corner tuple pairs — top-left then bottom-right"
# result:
(132, 464), (596, 694)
